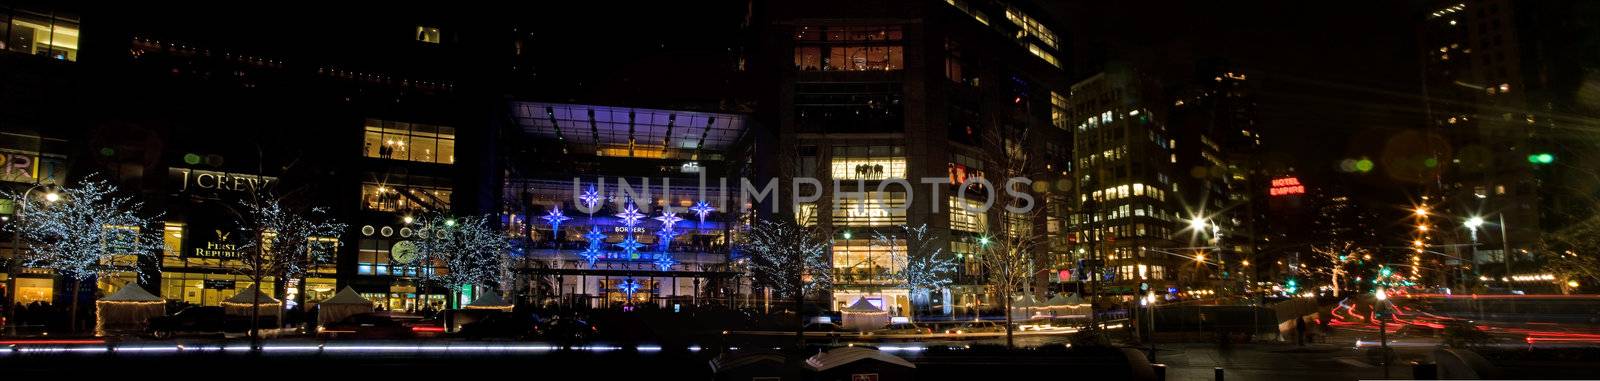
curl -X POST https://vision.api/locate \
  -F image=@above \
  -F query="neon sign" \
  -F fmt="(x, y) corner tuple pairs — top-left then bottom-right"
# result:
(1269, 177), (1305, 197)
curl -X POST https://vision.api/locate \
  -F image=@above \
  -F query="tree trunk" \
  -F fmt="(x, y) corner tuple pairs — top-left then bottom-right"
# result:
(793, 288), (805, 349)
(69, 278), (81, 334)
(1003, 289), (1014, 349)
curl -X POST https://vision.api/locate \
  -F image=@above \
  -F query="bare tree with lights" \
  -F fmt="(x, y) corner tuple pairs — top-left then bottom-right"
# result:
(974, 124), (1050, 349)
(872, 224), (956, 321)
(1537, 219), (1600, 294)
(3, 177), (163, 333)
(739, 218), (831, 347)
(410, 213), (513, 308)
(1310, 241), (1368, 297)
(231, 199), (345, 346)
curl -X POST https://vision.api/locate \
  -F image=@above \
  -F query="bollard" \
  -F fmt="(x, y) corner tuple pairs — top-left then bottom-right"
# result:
(1152, 364), (1167, 381)
(1214, 366), (1224, 381)
(1411, 361), (1437, 379)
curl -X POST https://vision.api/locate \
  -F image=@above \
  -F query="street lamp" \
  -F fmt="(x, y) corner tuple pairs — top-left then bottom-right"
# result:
(1464, 216), (1484, 288)
(1189, 217), (1208, 231)
(5, 183), (59, 324)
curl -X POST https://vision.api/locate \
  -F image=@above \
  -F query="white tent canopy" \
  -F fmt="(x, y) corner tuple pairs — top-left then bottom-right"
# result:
(221, 285), (283, 321)
(96, 285), (164, 336)
(317, 286), (374, 325)
(840, 297), (891, 331)
(223, 285), (281, 305)
(805, 347), (916, 372)
(465, 291), (513, 310)
(101, 284), (162, 302)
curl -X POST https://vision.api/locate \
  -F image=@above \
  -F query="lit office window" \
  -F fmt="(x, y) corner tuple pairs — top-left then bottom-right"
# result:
(949, 197), (988, 233)
(2, 10), (81, 61)
(832, 191), (907, 227)
(416, 26), (441, 43)
(363, 118), (456, 164)
(833, 239), (903, 285)
(1004, 5), (1058, 49)
(361, 183), (452, 213)
(830, 145), (906, 180)
(1051, 92), (1069, 130)
(793, 25), (904, 71)
(796, 202), (818, 227)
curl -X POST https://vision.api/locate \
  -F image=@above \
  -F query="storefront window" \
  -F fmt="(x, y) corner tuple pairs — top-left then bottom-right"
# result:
(363, 119), (456, 165)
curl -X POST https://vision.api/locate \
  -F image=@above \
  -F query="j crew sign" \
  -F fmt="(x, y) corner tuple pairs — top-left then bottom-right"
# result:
(171, 168), (277, 194)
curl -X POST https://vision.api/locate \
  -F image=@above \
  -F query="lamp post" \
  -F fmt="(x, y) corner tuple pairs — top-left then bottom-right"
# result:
(4, 183), (58, 329)
(1376, 287), (1392, 378)
(1465, 216), (1484, 290)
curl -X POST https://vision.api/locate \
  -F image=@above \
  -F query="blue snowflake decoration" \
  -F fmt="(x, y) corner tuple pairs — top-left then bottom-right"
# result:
(578, 185), (603, 213)
(615, 235), (645, 258)
(653, 254), (677, 271)
(583, 225), (607, 247)
(689, 201), (715, 225)
(579, 246), (603, 268)
(615, 201), (646, 228)
(654, 227), (680, 252)
(653, 208), (684, 230)
(618, 278), (641, 296)
(542, 207), (572, 233)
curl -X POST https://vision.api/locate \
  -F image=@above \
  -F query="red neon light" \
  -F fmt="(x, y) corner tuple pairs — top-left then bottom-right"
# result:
(411, 326), (445, 333)
(1269, 177), (1305, 196)
(0, 339), (106, 345)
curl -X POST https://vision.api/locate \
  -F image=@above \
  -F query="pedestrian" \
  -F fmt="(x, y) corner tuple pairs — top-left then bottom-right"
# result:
(1295, 316), (1307, 346)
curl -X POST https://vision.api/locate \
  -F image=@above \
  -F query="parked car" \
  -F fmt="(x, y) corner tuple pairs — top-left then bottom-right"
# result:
(147, 306), (226, 338)
(542, 316), (595, 344)
(458, 313), (538, 340)
(321, 313), (415, 339)
(869, 323), (932, 335)
(945, 321), (1006, 334)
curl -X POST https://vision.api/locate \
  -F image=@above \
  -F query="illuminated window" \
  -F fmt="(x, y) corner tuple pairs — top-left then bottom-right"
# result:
(833, 239), (902, 285)
(3, 10), (80, 61)
(362, 183), (451, 213)
(949, 197), (988, 233)
(796, 202), (818, 227)
(945, 0), (990, 25)
(833, 191), (907, 226)
(1027, 43), (1060, 68)
(1050, 92), (1069, 130)
(793, 25), (903, 72)
(364, 119), (456, 165)
(416, 26), (441, 43)
(1004, 5), (1058, 49)
(830, 145), (906, 180)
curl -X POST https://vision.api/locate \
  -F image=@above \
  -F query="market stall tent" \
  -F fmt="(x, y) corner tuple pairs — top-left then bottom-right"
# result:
(464, 291), (514, 311)
(1041, 293), (1091, 318)
(316, 286), (374, 325)
(221, 285), (283, 322)
(95, 285), (164, 336)
(1009, 293), (1042, 320)
(840, 297), (891, 331)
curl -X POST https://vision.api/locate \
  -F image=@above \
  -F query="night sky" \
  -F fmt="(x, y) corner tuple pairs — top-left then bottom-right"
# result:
(1051, 1), (1427, 209)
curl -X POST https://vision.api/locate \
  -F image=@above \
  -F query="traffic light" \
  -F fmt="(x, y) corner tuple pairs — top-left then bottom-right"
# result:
(1528, 153), (1555, 165)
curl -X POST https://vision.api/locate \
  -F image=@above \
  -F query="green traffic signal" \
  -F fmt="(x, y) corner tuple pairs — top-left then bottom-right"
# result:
(1528, 153), (1555, 164)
